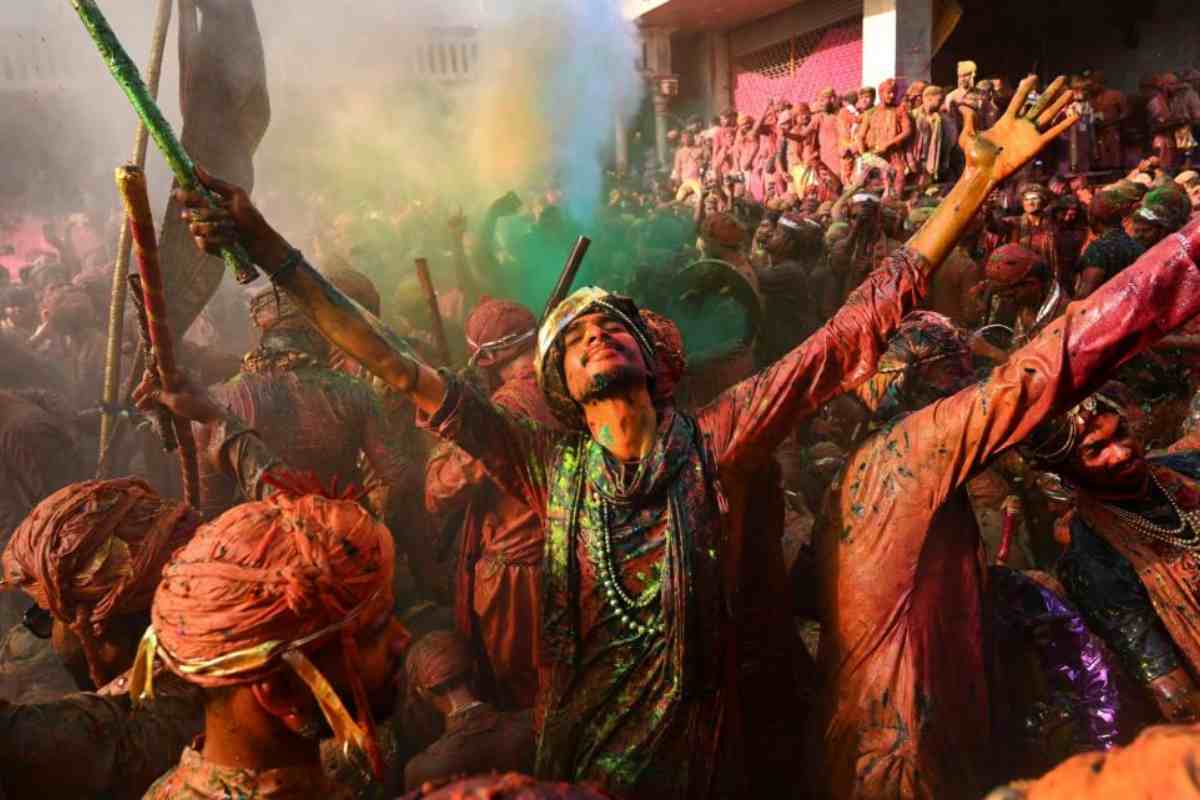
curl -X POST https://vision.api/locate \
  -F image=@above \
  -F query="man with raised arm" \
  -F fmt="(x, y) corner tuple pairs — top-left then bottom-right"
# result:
(175, 77), (1076, 799)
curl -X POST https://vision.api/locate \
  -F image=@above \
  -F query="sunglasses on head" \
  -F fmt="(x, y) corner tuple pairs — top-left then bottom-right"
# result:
(23, 603), (53, 640)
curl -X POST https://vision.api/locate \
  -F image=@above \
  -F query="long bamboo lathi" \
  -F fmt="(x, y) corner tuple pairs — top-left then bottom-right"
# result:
(116, 165), (200, 507)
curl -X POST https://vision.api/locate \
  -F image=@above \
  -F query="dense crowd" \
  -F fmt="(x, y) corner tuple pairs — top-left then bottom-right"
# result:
(3, 55), (1200, 800)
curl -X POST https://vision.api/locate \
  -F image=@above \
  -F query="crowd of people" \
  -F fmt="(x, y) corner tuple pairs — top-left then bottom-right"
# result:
(3, 54), (1200, 800)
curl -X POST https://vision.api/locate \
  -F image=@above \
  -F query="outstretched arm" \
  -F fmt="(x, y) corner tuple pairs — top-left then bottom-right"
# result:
(703, 75), (1080, 468)
(173, 168), (449, 417)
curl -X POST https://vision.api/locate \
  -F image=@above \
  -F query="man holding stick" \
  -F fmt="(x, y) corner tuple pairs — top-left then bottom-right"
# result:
(176, 77), (1077, 798)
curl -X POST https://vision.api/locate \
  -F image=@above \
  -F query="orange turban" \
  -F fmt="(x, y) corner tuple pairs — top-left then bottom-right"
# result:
(2, 479), (195, 634)
(138, 491), (397, 778)
(1, 478), (197, 688)
(150, 493), (394, 687)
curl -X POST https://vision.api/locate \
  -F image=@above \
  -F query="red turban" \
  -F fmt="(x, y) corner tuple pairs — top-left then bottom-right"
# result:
(700, 213), (748, 248)
(151, 493), (394, 687)
(985, 244), (1044, 288)
(879, 78), (898, 95)
(405, 629), (473, 692)
(1, 479), (197, 686)
(2, 478), (195, 634)
(640, 309), (686, 404)
(465, 296), (537, 369)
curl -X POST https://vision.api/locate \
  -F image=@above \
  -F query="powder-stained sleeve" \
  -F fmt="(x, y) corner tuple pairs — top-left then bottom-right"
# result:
(699, 246), (931, 472)
(420, 374), (565, 517)
(844, 219), (1200, 593)
(425, 439), (486, 516)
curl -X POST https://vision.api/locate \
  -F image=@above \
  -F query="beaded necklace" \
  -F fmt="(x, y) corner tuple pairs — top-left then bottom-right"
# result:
(594, 497), (665, 637)
(1104, 471), (1200, 551)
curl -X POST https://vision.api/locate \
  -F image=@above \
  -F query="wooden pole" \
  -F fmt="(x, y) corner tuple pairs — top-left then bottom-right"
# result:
(98, 0), (173, 467)
(116, 165), (200, 506)
(413, 258), (452, 367)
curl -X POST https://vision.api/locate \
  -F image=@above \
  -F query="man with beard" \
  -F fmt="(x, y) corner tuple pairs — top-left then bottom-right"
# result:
(829, 191), (901, 307)
(174, 73), (1078, 799)
(1128, 183), (1193, 251)
(756, 213), (827, 355)
(137, 491), (409, 799)
(1023, 383), (1200, 725)
(816, 216), (1200, 800)
(854, 78), (913, 197)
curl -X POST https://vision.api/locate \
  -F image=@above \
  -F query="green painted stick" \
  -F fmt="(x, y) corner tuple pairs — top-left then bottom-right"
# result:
(69, 0), (259, 284)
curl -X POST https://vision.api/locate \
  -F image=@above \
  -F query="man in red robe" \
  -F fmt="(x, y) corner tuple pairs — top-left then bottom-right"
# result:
(816, 87), (845, 183)
(425, 298), (554, 709)
(817, 219), (1200, 800)
(854, 78), (913, 197)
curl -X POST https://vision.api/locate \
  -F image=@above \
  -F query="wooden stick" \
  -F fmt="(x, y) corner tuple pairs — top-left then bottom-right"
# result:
(414, 258), (452, 367)
(541, 235), (591, 321)
(98, 0), (173, 465)
(116, 165), (200, 507)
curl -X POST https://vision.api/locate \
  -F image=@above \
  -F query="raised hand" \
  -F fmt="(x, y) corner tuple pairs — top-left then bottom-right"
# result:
(909, 75), (1078, 269)
(133, 368), (226, 424)
(958, 75), (1078, 186)
(174, 165), (290, 269)
(490, 190), (523, 217)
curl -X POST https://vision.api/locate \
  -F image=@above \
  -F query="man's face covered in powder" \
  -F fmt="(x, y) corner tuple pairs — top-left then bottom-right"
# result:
(302, 596), (409, 736)
(561, 311), (650, 405)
